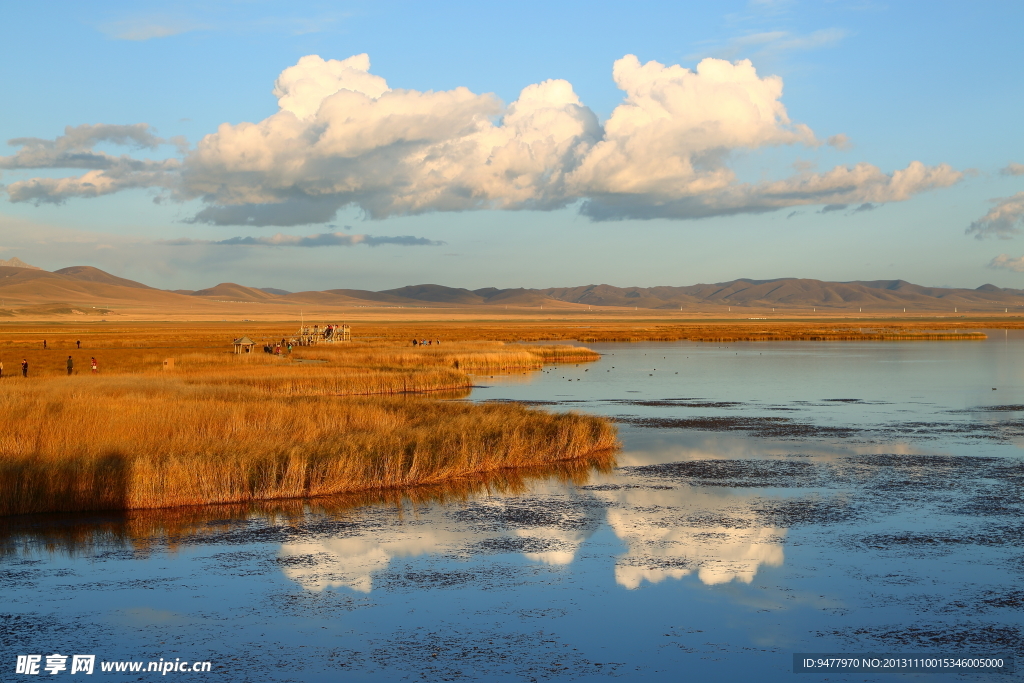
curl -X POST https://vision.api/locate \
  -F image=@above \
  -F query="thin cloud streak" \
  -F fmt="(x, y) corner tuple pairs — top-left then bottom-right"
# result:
(98, 16), (207, 41)
(687, 27), (847, 62)
(161, 232), (444, 247)
(97, 9), (345, 41)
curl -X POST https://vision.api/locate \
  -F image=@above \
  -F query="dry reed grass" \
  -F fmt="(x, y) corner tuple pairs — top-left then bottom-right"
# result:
(0, 332), (614, 516)
(0, 320), (992, 360)
(0, 453), (615, 557)
(0, 381), (616, 515)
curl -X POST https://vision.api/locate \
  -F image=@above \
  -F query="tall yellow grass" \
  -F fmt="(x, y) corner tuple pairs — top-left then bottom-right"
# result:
(0, 453), (616, 557)
(289, 341), (599, 373)
(0, 381), (616, 515)
(0, 337), (614, 515)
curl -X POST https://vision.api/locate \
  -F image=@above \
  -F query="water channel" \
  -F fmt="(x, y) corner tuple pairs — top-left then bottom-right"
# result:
(3, 333), (1023, 680)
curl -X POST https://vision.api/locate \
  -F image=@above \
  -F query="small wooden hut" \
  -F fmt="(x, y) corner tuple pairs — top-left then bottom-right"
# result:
(233, 336), (256, 354)
(294, 323), (351, 346)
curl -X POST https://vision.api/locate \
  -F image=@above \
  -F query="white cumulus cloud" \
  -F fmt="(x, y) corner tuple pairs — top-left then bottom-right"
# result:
(2, 53), (963, 225)
(273, 54), (390, 120)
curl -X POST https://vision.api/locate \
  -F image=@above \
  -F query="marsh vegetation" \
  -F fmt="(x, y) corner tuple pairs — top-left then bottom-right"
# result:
(0, 328), (614, 515)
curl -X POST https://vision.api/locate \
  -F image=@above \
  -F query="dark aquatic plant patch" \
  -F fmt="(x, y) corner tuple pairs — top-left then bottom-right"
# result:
(618, 555), (699, 572)
(842, 455), (1024, 514)
(750, 496), (860, 526)
(844, 454), (1000, 469)
(859, 527), (1021, 550)
(621, 459), (823, 487)
(608, 398), (746, 409)
(954, 404), (1024, 412)
(821, 623), (1024, 655)
(578, 483), (674, 491)
(616, 415), (860, 439)
(379, 569), (490, 591)
(980, 590), (1024, 610)
(681, 511), (755, 529)
(945, 490), (1024, 517)
(450, 497), (605, 532)
(875, 419), (1024, 441)
(0, 613), (77, 649)
(364, 624), (627, 680)
(473, 536), (560, 555)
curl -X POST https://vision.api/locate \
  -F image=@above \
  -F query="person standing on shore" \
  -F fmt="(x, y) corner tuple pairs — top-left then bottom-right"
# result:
(22, 358), (28, 377)
(76, 340), (81, 349)
(0, 359), (3, 378)
(91, 357), (97, 373)
(42, 339), (47, 349)
(67, 356), (74, 376)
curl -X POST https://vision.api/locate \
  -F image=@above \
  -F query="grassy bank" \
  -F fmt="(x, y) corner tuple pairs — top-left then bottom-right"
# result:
(0, 454), (616, 556)
(0, 338), (615, 515)
(0, 321), (992, 356)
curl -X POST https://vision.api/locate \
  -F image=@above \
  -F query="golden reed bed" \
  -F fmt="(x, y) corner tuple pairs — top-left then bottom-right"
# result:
(0, 455), (616, 556)
(0, 336), (614, 516)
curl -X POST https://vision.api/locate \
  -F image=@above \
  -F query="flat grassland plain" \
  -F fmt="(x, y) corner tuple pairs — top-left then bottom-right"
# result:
(0, 311), (1005, 518)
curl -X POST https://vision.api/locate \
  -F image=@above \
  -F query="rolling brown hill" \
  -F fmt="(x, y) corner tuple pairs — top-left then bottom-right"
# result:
(0, 266), (196, 307)
(3, 265), (1024, 314)
(54, 266), (155, 290)
(188, 283), (278, 301)
(536, 278), (1024, 309)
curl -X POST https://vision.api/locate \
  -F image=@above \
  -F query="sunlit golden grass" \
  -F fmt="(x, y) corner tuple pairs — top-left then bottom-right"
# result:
(0, 332), (614, 515)
(0, 379), (616, 515)
(290, 341), (599, 373)
(0, 321), (991, 363)
(0, 338), (599, 388)
(0, 453), (616, 557)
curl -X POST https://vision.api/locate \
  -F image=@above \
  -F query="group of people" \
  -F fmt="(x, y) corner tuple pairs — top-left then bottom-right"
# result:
(1, 356), (98, 378)
(263, 338), (293, 355)
(411, 339), (441, 346)
(6, 340), (94, 378)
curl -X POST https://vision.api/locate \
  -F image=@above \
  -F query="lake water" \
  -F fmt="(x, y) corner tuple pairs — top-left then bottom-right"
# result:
(3, 333), (1024, 681)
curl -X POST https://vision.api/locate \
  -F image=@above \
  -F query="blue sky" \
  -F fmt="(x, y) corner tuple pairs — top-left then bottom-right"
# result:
(1, 0), (1022, 291)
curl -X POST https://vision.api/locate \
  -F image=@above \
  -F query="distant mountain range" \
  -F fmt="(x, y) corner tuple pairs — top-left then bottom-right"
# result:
(1, 262), (1023, 312)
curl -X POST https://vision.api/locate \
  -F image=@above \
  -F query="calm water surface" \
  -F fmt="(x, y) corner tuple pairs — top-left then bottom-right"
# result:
(3, 333), (1024, 681)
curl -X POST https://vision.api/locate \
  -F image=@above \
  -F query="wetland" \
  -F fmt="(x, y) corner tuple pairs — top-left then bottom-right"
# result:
(3, 330), (1024, 680)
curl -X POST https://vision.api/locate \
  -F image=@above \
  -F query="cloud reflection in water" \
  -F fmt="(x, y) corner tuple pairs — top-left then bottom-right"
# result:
(278, 479), (787, 592)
